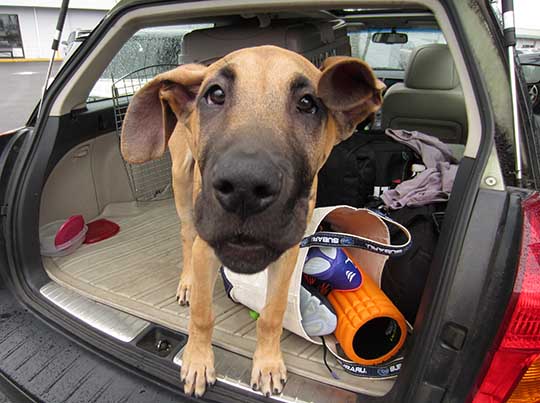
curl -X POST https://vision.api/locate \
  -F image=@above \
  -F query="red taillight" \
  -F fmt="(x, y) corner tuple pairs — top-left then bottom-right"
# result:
(472, 193), (540, 403)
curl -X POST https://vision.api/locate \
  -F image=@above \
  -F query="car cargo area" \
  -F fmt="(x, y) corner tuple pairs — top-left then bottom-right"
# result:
(40, 135), (394, 395)
(36, 8), (469, 398)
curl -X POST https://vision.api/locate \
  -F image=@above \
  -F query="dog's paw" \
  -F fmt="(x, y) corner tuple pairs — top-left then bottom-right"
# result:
(250, 352), (287, 397)
(176, 275), (192, 306)
(180, 341), (216, 397)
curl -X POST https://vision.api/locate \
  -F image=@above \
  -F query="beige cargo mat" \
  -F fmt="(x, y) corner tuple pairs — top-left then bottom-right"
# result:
(43, 200), (393, 395)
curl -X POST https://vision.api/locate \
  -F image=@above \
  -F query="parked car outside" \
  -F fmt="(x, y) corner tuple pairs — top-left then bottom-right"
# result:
(519, 52), (540, 113)
(60, 29), (92, 59)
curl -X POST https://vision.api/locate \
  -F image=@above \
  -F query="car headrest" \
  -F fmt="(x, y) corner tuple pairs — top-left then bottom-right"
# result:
(180, 21), (351, 67)
(405, 44), (460, 90)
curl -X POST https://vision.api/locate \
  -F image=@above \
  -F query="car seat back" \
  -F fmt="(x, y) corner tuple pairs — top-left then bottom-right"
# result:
(381, 44), (468, 144)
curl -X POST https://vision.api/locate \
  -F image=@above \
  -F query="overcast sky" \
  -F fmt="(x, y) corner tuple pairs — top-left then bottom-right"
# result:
(504, 0), (540, 30)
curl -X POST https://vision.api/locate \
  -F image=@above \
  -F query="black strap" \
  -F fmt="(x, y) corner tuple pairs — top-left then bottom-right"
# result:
(300, 210), (412, 256)
(335, 354), (403, 378)
(320, 336), (404, 379)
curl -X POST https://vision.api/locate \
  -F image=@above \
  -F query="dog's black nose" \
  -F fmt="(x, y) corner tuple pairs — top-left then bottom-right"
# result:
(212, 151), (282, 217)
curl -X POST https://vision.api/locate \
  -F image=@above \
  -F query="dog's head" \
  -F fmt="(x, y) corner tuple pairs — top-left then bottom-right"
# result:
(121, 45), (384, 274)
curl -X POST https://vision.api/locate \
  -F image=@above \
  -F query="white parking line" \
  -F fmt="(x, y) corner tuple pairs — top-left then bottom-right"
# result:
(13, 71), (38, 75)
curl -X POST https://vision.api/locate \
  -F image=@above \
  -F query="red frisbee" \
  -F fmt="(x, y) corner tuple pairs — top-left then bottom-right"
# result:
(54, 215), (85, 247)
(84, 219), (120, 244)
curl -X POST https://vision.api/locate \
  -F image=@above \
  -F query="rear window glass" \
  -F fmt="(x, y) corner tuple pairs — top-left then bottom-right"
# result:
(87, 24), (212, 102)
(349, 28), (446, 71)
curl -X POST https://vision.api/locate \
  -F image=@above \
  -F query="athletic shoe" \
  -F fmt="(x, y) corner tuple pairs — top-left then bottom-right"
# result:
(299, 284), (337, 337)
(303, 247), (363, 291)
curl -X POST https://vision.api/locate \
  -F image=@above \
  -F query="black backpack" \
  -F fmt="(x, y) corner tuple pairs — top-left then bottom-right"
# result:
(381, 204), (446, 323)
(316, 130), (421, 208)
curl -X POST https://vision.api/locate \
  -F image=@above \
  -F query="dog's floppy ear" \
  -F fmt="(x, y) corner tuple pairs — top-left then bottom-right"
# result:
(318, 56), (385, 143)
(121, 64), (207, 163)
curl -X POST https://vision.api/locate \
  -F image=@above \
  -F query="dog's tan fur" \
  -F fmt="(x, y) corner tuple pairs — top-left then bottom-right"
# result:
(121, 46), (384, 397)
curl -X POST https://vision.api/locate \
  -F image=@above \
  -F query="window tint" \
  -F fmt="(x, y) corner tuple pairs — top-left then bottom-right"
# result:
(0, 14), (24, 58)
(349, 28), (446, 71)
(523, 64), (540, 84)
(88, 24), (212, 102)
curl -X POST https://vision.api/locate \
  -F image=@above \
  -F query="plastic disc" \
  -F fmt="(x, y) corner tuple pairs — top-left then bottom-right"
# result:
(84, 219), (120, 244)
(54, 215), (85, 247)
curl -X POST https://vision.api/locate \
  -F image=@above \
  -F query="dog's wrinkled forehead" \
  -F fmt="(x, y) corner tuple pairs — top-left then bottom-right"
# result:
(203, 46), (320, 122)
(209, 46), (320, 87)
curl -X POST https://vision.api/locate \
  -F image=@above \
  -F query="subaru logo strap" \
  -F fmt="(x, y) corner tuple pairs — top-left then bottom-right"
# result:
(320, 336), (405, 380)
(300, 209), (412, 256)
(300, 231), (411, 257)
(335, 355), (403, 379)
(340, 237), (354, 246)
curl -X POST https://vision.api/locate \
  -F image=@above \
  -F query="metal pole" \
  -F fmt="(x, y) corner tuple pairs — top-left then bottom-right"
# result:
(502, 0), (523, 185)
(507, 46), (523, 184)
(37, 0), (70, 121)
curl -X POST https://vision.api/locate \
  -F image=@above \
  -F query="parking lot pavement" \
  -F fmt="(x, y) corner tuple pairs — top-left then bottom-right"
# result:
(0, 61), (61, 133)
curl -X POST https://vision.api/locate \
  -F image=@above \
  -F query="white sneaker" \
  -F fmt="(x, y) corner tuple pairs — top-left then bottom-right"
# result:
(299, 285), (337, 337)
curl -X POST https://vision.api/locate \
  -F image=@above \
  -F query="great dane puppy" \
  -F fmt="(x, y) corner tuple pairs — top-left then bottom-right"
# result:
(121, 45), (384, 397)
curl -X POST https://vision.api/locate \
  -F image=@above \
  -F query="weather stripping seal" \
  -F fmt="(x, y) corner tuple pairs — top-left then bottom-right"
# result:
(40, 282), (149, 342)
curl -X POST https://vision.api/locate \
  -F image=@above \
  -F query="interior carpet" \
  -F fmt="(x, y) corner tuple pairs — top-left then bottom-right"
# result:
(43, 199), (393, 394)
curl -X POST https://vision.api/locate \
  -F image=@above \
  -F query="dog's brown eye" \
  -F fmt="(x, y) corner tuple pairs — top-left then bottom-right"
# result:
(297, 95), (317, 114)
(205, 85), (225, 105)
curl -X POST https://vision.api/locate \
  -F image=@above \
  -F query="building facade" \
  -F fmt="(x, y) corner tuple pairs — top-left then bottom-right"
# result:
(0, 0), (115, 59)
(517, 28), (540, 51)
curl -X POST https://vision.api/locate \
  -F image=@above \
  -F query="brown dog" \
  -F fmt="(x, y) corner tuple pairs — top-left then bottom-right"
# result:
(121, 45), (384, 397)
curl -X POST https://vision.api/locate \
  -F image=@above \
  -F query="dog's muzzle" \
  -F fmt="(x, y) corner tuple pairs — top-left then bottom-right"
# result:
(195, 144), (311, 274)
(211, 149), (283, 218)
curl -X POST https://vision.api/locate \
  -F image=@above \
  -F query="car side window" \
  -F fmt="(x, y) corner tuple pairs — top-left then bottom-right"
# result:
(87, 24), (212, 102)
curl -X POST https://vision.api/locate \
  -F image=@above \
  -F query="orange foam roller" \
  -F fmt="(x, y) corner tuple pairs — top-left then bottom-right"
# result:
(327, 251), (407, 365)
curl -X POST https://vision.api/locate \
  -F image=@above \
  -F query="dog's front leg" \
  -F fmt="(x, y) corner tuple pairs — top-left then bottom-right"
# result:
(251, 246), (299, 396)
(181, 235), (219, 397)
(170, 134), (196, 306)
